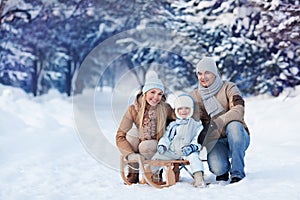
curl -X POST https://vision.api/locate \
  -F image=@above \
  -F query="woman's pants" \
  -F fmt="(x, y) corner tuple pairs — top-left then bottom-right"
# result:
(126, 128), (157, 160)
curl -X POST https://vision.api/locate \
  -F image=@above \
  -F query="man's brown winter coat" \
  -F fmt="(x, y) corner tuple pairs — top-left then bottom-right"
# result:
(189, 81), (249, 143)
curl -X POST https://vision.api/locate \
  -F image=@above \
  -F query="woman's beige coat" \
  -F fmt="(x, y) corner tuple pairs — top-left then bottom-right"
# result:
(116, 94), (176, 157)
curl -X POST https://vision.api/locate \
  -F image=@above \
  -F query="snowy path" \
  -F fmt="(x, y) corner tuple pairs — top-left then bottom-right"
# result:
(0, 86), (300, 200)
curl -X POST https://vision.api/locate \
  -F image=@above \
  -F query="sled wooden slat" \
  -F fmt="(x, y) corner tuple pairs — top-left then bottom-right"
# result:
(120, 155), (133, 185)
(143, 159), (190, 166)
(120, 155), (191, 188)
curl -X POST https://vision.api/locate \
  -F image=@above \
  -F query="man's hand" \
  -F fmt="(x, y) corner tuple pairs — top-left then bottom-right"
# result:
(198, 118), (224, 145)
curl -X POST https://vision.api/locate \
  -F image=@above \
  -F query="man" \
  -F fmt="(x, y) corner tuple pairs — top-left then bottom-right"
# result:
(189, 56), (250, 184)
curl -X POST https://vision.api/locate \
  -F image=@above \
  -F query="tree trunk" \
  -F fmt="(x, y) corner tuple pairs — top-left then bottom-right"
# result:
(0, 0), (8, 21)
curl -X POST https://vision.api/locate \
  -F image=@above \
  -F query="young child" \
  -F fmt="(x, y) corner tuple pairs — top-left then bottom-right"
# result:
(151, 94), (205, 187)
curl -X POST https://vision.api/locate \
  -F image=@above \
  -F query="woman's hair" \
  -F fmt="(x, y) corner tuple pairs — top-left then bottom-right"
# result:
(136, 91), (167, 140)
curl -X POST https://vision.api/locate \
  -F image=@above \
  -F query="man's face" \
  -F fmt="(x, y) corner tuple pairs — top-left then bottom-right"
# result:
(197, 71), (216, 87)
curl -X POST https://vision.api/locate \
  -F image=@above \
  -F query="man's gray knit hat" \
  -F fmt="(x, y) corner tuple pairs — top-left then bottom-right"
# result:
(196, 57), (219, 76)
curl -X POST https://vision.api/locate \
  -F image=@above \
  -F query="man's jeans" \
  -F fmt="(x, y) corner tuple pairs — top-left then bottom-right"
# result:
(206, 121), (250, 179)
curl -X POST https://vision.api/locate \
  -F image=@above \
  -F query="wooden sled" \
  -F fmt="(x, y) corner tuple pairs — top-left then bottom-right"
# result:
(121, 155), (191, 188)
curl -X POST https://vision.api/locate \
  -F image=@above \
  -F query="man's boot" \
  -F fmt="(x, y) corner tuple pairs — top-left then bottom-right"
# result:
(126, 163), (139, 184)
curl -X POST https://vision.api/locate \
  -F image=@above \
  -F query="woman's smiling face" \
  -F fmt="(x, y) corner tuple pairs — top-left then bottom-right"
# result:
(145, 88), (163, 106)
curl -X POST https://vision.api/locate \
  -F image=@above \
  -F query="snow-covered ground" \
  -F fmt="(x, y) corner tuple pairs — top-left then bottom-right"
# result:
(1, 84), (300, 200)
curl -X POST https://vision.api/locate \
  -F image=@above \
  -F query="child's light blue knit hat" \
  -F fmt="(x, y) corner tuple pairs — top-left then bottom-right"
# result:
(174, 94), (194, 119)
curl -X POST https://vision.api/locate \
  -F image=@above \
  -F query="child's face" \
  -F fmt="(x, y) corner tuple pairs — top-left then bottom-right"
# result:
(177, 107), (191, 119)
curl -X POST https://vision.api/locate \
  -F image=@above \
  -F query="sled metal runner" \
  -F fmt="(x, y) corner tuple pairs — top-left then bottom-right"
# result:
(121, 155), (192, 188)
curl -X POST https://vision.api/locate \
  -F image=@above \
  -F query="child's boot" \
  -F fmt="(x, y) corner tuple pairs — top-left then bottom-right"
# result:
(193, 171), (205, 188)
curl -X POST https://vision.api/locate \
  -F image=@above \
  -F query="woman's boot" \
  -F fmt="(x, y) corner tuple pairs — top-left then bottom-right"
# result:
(126, 163), (139, 184)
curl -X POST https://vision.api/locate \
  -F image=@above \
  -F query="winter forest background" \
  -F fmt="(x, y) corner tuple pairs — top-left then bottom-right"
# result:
(0, 0), (299, 97)
(1, 1), (300, 199)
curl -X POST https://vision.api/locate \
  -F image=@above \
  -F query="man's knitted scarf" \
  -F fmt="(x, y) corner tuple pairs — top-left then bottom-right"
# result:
(198, 76), (224, 117)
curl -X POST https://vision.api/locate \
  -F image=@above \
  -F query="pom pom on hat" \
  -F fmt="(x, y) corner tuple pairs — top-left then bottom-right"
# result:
(142, 70), (165, 94)
(196, 57), (219, 76)
(174, 94), (194, 119)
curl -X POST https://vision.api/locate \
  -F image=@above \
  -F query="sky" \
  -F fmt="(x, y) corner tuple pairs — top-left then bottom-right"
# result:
(0, 84), (300, 200)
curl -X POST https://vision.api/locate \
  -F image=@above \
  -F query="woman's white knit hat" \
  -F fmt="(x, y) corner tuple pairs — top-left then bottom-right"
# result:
(196, 56), (219, 76)
(142, 70), (165, 94)
(174, 94), (194, 119)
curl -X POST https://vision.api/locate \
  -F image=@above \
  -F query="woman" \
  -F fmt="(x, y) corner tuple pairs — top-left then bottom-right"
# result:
(116, 71), (176, 184)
